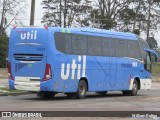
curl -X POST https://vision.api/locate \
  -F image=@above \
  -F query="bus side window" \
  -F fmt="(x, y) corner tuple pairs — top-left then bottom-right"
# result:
(101, 38), (116, 57)
(88, 36), (102, 56)
(128, 41), (141, 59)
(55, 32), (65, 53)
(72, 34), (87, 55)
(116, 39), (128, 57)
(65, 34), (72, 54)
(102, 38), (110, 56)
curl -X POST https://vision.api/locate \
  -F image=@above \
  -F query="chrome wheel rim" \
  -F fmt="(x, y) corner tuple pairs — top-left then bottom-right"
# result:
(79, 84), (85, 95)
(132, 83), (137, 94)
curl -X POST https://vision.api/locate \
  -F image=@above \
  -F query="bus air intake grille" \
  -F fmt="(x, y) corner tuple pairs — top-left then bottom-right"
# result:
(13, 54), (43, 61)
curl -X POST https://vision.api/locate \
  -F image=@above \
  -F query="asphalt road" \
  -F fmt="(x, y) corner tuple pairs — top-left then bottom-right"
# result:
(0, 78), (160, 119)
(0, 88), (160, 111)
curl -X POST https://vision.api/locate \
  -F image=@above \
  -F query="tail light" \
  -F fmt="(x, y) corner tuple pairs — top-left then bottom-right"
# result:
(43, 64), (52, 81)
(44, 25), (48, 30)
(13, 25), (17, 29)
(7, 62), (14, 80)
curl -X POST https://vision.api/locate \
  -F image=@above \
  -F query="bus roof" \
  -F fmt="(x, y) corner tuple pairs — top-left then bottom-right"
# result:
(49, 27), (137, 40)
(12, 26), (137, 40)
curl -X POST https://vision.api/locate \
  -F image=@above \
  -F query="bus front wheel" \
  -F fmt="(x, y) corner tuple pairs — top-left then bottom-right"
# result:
(131, 80), (138, 96)
(123, 80), (138, 96)
(77, 80), (87, 99)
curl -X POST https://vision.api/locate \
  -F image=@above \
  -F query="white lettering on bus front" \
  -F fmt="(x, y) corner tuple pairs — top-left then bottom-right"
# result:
(61, 56), (86, 80)
(132, 62), (138, 67)
(20, 30), (37, 40)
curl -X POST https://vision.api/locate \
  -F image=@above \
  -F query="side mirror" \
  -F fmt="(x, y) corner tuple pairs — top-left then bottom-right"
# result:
(144, 48), (158, 62)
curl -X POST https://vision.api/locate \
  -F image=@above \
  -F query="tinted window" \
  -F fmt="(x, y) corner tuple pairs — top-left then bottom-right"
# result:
(102, 38), (116, 56)
(128, 41), (141, 58)
(54, 32), (65, 52)
(110, 38), (116, 56)
(116, 40), (128, 57)
(55, 32), (141, 58)
(88, 36), (101, 55)
(72, 34), (87, 55)
(102, 38), (110, 56)
(65, 34), (72, 54)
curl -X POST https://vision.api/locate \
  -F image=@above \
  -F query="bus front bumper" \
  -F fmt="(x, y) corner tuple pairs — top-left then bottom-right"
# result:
(140, 79), (152, 90)
(129, 79), (151, 90)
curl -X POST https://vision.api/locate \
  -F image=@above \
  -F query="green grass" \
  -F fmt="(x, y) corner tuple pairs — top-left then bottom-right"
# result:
(152, 62), (160, 76)
(152, 62), (160, 81)
(0, 87), (26, 95)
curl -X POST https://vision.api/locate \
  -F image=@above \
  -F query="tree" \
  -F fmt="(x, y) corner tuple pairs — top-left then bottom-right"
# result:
(41, 0), (92, 27)
(133, 29), (140, 36)
(0, 0), (27, 35)
(42, 0), (75, 27)
(129, 0), (147, 32)
(119, 0), (160, 38)
(0, 0), (26, 67)
(0, 34), (8, 68)
(74, 0), (92, 27)
(115, 0), (148, 33)
(146, 0), (160, 39)
(92, 0), (131, 30)
(146, 37), (158, 50)
(118, 8), (136, 32)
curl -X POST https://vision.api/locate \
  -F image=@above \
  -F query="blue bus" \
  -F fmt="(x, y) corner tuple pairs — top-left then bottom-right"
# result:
(8, 27), (158, 99)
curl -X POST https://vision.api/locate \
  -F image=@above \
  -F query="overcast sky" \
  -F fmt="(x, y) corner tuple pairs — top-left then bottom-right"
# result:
(18, 0), (160, 46)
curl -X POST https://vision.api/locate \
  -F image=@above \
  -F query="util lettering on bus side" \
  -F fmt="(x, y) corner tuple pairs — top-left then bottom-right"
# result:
(20, 30), (37, 40)
(61, 56), (86, 80)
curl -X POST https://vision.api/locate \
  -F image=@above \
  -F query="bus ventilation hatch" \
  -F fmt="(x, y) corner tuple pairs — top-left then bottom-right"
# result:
(13, 54), (43, 61)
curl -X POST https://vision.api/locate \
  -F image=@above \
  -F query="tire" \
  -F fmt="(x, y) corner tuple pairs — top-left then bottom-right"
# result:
(77, 80), (87, 99)
(122, 80), (138, 96)
(131, 80), (138, 96)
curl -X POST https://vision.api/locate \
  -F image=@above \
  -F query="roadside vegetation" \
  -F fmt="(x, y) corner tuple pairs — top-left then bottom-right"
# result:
(152, 62), (160, 81)
(0, 87), (27, 95)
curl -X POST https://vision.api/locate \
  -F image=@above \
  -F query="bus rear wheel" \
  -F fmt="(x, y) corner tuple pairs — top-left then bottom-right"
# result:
(77, 80), (87, 99)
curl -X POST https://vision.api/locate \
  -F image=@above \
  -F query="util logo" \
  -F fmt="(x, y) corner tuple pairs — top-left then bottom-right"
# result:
(20, 30), (37, 40)
(61, 56), (86, 80)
